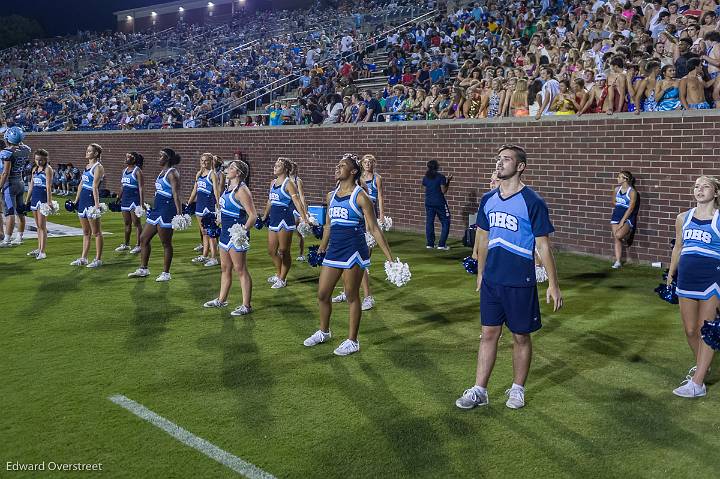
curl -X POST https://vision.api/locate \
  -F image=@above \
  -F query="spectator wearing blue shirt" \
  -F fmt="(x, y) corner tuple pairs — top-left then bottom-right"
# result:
(455, 144), (563, 411)
(267, 102), (283, 126)
(429, 61), (446, 84)
(422, 160), (452, 249)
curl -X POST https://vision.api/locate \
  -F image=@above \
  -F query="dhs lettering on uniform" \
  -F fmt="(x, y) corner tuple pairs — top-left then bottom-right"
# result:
(488, 211), (518, 231)
(269, 192), (280, 202)
(83, 174), (91, 184)
(121, 176), (131, 186)
(155, 181), (163, 191)
(330, 206), (349, 220)
(684, 229), (712, 244)
(218, 197), (226, 208)
(197, 180), (207, 190)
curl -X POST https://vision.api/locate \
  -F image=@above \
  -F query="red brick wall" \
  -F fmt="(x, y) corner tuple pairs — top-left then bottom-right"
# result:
(26, 111), (720, 264)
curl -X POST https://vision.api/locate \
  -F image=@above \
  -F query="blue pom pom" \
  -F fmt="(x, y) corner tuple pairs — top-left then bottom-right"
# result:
(701, 316), (720, 351)
(308, 245), (325, 267)
(64, 200), (76, 212)
(182, 202), (196, 215)
(201, 213), (215, 228)
(655, 283), (678, 304)
(206, 224), (221, 238)
(255, 216), (265, 230)
(462, 256), (478, 275)
(312, 224), (324, 239)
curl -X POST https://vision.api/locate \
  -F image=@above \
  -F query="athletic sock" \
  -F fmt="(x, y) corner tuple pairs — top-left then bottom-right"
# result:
(511, 383), (525, 391)
(472, 385), (487, 395)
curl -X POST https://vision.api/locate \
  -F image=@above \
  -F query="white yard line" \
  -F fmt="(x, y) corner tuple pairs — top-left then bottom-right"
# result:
(108, 394), (276, 479)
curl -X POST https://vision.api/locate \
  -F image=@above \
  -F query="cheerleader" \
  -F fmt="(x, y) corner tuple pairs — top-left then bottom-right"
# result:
(187, 153), (222, 267)
(290, 161), (308, 262)
(71, 143), (105, 268)
(26, 149), (53, 260)
(610, 171), (639, 269)
(332, 154), (386, 311)
(115, 152), (144, 254)
(203, 160), (257, 315)
(261, 157), (309, 289)
(303, 153), (395, 356)
(128, 148), (182, 282)
(667, 176), (720, 398)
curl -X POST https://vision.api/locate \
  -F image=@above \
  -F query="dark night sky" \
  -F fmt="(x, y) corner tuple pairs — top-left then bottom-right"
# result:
(4, 0), (197, 36)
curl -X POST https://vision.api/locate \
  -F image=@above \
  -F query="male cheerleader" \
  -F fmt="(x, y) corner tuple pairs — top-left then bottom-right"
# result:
(456, 144), (563, 410)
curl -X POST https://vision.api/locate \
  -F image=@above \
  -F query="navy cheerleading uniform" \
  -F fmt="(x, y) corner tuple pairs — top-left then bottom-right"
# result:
(219, 184), (249, 252)
(77, 163), (100, 218)
(30, 169), (47, 211)
(147, 168), (177, 229)
(120, 166), (140, 211)
(322, 185), (370, 269)
(268, 177), (296, 231)
(365, 174), (379, 217)
(610, 186), (637, 228)
(195, 172), (216, 217)
(676, 208), (720, 300)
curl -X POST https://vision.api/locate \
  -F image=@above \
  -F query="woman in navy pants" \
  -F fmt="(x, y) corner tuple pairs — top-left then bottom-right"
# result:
(422, 160), (452, 249)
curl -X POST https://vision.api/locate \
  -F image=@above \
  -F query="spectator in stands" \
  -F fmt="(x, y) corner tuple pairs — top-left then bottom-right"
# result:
(361, 90), (382, 122)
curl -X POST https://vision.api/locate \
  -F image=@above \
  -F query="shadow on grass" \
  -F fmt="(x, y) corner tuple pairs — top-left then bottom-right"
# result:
(125, 279), (181, 352)
(17, 272), (82, 318)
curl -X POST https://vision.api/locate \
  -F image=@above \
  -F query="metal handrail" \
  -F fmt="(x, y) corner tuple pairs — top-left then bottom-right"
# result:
(209, 75), (302, 124)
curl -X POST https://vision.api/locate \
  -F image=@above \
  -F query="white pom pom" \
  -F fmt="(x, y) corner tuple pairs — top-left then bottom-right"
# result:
(87, 206), (103, 219)
(297, 221), (313, 238)
(134, 205), (145, 217)
(365, 231), (376, 248)
(144, 202), (151, 210)
(380, 216), (393, 231)
(308, 214), (320, 226)
(384, 257), (411, 287)
(215, 209), (221, 222)
(535, 265), (548, 283)
(171, 214), (190, 230)
(99, 203), (109, 213)
(51, 200), (59, 213)
(182, 213), (192, 225)
(228, 223), (249, 249)
(38, 203), (52, 216)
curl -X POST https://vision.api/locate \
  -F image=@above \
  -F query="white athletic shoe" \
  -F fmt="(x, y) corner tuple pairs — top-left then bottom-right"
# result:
(361, 296), (375, 311)
(455, 387), (489, 409)
(271, 279), (287, 289)
(267, 275), (279, 284)
(86, 259), (103, 268)
(204, 258), (219, 267)
(230, 305), (253, 316)
(612, 261), (622, 269)
(27, 249), (39, 256)
(303, 329), (332, 347)
(70, 257), (88, 266)
(425, 245), (434, 249)
(191, 255), (208, 264)
(128, 267), (149, 278)
(296, 255), (306, 262)
(129, 245), (142, 254)
(193, 244), (204, 252)
(436, 245), (450, 251)
(115, 244), (130, 252)
(0, 240), (14, 248)
(505, 387), (526, 409)
(333, 339), (360, 356)
(332, 291), (347, 303)
(10, 235), (23, 245)
(673, 379), (706, 398)
(155, 272), (171, 282)
(203, 298), (228, 308)
(36, 252), (47, 260)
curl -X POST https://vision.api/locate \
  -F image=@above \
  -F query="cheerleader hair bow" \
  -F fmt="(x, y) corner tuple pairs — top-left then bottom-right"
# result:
(171, 214), (192, 230)
(701, 311), (720, 351)
(307, 245), (326, 267)
(384, 258), (411, 287)
(228, 223), (249, 249)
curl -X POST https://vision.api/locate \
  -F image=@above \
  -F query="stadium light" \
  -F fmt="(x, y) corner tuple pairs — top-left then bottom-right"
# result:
(126, 15), (133, 21)
(178, 7), (184, 12)
(151, 11), (157, 16)
(208, 2), (214, 6)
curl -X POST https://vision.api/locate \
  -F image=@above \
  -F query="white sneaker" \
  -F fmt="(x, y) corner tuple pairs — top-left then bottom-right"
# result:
(361, 296), (375, 311)
(10, 236), (23, 245)
(86, 259), (103, 268)
(455, 387), (489, 409)
(334, 338), (360, 356)
(271, 278), (287, 289)
(673, 379), (706, 398)
(303, 329), (332, 347)
(436, 245), (450, 251)
(267, 275), (279, 284)
(296, 255), (306, 262)
(27, 249), (39, 256)
(612, 261), (622, 269)
(204, 258), (219, 267)
(191, 255), (208, 264)
(505, 387), (526, 409)
(193, 244), (204, 252)
(115, 244), (130, 252)
(425, 245), (434, 249)
(0, 240), (14, 248)
(129, 245), (142, 254)
(230, 305), (253, 316)
(156, 272), (171, 282)
(36, 252), (47, 260)
(128, 267), (149, 278)
(70, 257), (88, 266)
(332, 291), (347, 303)
(203, 298), (228, 308)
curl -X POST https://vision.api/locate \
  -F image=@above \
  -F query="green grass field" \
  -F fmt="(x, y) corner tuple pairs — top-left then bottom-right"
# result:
(2, 212), (719, 478)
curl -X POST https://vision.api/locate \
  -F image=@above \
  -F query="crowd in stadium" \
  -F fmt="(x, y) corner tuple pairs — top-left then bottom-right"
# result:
(1, 0), (719, 131)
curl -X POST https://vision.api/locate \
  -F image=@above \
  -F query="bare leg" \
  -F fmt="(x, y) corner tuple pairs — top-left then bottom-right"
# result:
(361, 248), (373, 298)
(132, 214), (142, 246)
(90, 218), (103, 260)
(122, 211), (132, 245)
(317, 266), (344, 332)
(277, 229), (294, 280)
(612, 223), (631, 263)
(342, 266), (365, 340)
(209, 237), (218, 260)
(474, 325), (502, 388)
(157, 227), (174, 273)
(267, 231), (282, 276)
(679, 297), (701, 359)
(218, 248), (233, 301)
(511, 333), (532, 386)
(139, 223), (158, 268)
(230, 249), (252, 307)
(79, 217), (91, 259)
(691, 297), (719, 384)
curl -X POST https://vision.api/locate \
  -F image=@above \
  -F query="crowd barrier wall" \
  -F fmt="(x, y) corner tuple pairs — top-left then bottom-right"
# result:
(27, 110), (720, 264)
